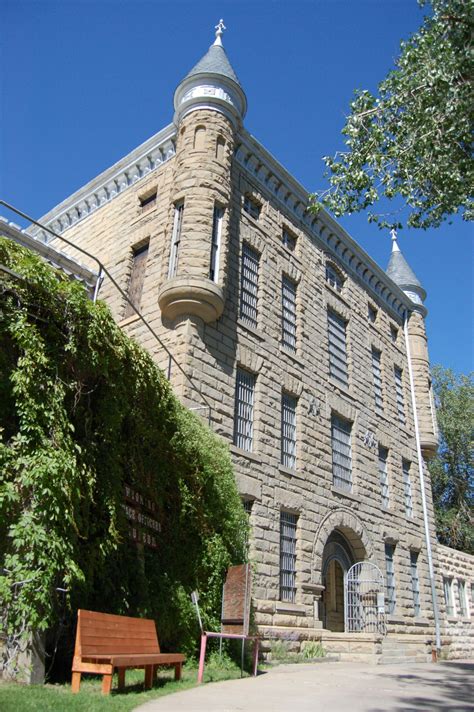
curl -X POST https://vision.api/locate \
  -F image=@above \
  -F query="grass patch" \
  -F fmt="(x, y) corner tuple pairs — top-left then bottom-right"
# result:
(0, 655), (248, 712)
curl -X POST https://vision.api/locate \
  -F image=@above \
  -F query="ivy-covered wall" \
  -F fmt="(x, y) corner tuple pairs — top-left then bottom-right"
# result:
(0, 238), (248, 676)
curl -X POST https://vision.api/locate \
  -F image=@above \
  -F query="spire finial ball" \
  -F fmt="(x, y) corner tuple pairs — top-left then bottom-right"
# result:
(214, 19), (226, 46)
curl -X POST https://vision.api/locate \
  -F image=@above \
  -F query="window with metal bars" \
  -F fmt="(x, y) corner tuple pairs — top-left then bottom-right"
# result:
(325, 263), (343, 292)
(378, 446), (390, 509)
(457, 580), (467, 617)
(282, 275), (297, 352)
(233, 368), (255, 452)
(242, 499), (253, 515)
(410, 551), (421, 617)
(394, 366), (406, 424)
(209, 204), (224, 282)
(281, 393), (297, 469)
(331, 414), (352, 491)
(168, 202), (184, 278)
(282, 228), (296, 251)
(328, 309), (348, 386)
(124, 241), (149, 318)
(280, 511), (297, 603)
(240, 243), (259, 327)
(243, 194), (261, 220)
(372, 348), (383, 412)
(385, 543), (396, 614)
(443, 577), (454, 616)
(402, 459), (413, 518)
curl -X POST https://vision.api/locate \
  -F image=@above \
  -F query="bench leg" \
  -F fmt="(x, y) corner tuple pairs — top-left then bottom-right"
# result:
(144, 665), (153, 689)
(71, 671), (81, 693)
(197, 634), (207, 684)
(102, 673), (113, 695)
(174, 662), (182, 681)
(118, 668), (126, 690)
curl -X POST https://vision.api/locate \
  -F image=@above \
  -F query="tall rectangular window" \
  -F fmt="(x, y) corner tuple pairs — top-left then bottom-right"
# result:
(394, 366), (406, 424)
(443, 577), (454, 616)
(240, 243), (259, 327)
(282, 275), (297, 352)
(243, 194), (261, 220)
(458, 580), (467, 617)
(282, 228), (296, 251)
(209, 205), (224, 282)
(124, 240), (149, 318)
(402, 459), (413, 518)
(168, 202), (184, 278)
(331, 415), (352, 491)
(378, 446), (390, 509)
(372, 348), (383, 412)
(280, 511), (297, 603)
(410, 551), (421, 617)
(233, 369), (255, 452)
(281, 393), (297, 469)
(385, 543), (396, 614)
(328, 309), (348, 386)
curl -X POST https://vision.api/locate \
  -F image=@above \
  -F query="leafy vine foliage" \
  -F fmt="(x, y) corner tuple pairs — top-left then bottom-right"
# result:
(310, 0), (473, 229)
(0, 238), (248, 676)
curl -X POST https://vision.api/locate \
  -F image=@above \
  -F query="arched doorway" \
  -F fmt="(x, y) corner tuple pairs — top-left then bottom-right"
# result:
(321, 530), (355, 632)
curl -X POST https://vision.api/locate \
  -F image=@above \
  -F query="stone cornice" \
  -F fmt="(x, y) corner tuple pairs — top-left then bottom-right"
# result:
(30, 124), (176, 242)
(1, 218), (99, 295)
(235, 129), (415, 320)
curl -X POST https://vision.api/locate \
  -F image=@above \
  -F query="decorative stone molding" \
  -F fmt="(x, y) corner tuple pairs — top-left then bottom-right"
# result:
(275, 487), (303, 513)
(30, 125), (176, 242)
(325, 291), (350, 321)
(325, 392), (357, 423)
(235, 129), (413, 320)
(158, 275), (224, 323)
(282, 372), (303, 397)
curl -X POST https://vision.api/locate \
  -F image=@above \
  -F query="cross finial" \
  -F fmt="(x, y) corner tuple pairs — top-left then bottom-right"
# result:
(214, 19), (226, 46)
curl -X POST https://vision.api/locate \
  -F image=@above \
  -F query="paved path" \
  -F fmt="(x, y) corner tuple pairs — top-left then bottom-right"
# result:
(134, 660), (474, 712)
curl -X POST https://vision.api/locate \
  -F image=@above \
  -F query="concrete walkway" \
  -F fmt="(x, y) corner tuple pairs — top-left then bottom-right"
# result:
(134, 660), (474, 712)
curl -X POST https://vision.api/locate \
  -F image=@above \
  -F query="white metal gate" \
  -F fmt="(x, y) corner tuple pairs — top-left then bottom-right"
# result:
(345, 562), (386, 635)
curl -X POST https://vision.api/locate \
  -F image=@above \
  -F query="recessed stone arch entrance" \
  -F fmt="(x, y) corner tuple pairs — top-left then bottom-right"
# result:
(312, 509), (374, 632)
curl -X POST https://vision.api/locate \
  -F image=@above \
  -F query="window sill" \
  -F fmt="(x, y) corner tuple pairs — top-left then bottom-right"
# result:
(275, 602), (306, 615)
(118, 314), (140, 327)
(325, 283), (350, 308)
(328, 378), (355, 400)
(230, 445), (262, 464)
(278, 345), (304, 367)
(237, 319), (266, 341)
(130, 206), (158, 226)
(387, 615), (405, 624)
(413, 617), (430, 626)
(331, 486), (360, 503)
(279, 464), (296, 477)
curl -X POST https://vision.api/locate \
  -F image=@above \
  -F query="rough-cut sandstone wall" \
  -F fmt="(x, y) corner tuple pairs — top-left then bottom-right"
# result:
(437, 544), (474, 659)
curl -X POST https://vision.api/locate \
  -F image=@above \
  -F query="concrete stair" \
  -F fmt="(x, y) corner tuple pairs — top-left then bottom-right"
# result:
(379, 636), (430, 665)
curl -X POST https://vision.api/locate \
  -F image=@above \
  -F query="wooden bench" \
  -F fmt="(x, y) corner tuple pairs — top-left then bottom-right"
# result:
(71, 609), (185, 695)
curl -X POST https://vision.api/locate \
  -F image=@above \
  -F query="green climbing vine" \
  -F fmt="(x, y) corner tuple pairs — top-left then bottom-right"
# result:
(0, 237), (248, 677)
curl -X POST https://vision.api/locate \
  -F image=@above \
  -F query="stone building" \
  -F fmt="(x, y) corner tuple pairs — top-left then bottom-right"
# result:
(29, 22), (472, 661)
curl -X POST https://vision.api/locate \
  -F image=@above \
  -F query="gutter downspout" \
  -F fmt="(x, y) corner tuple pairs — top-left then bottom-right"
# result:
(404, 311), (441, 653)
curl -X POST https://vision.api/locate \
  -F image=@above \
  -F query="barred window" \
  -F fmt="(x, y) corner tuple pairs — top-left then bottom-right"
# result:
(209, 204), (224, 282)
(240, 243), (259, 327)
(368, 304), (377, 323)
(282, 276), (297, 352)
(325, 263), (343, 292)
(124, 240), (149, 318)
(390, 324), (399, 343)
(458, 580), (467, 617)
(233, 369), (255, 452)
(443, 577), (454, 616)
(281, 393), (297, 469)
(282, 228), (296, 251)
(372, 348), (383, 412)
(385, 543), (396, 614)
(168, 202), (184, 278)
(243, 194), (261, 220)
(402, 459), (413, 518)
(280, 511), (297, 603)
(331, 414), (352, 491)
(410, 551), (421, 617)
(378, 446), (390, 509)
(328, 309), (348, 386)
(394, 366), (406, 424)
(242, 499), (253, 516)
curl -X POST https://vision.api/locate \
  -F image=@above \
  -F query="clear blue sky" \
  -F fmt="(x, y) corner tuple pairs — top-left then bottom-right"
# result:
(1, 0), (473, 374)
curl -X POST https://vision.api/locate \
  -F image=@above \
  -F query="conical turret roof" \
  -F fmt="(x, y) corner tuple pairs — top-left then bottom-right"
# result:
(185, 43), (242, 87)
(386, 231), (426, 304)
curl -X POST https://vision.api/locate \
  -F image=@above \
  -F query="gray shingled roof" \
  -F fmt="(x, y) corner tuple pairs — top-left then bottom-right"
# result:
(386, 248), (423, 290)
(185, 43), (242, 87)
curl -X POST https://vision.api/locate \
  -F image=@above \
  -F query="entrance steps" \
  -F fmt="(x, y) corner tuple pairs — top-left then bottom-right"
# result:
(378, 635), (431, 665)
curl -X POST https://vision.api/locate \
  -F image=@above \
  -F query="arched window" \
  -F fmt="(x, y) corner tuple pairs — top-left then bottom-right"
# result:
(216, 135), (225, 161)
(193, 126), (206, 150)
(325, 262), (344, 292)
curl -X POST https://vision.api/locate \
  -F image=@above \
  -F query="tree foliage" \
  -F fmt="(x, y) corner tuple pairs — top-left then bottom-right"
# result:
(0, 238), (248, 677)
(310, 0), (473, 229)
(429, 366), (473, 554)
